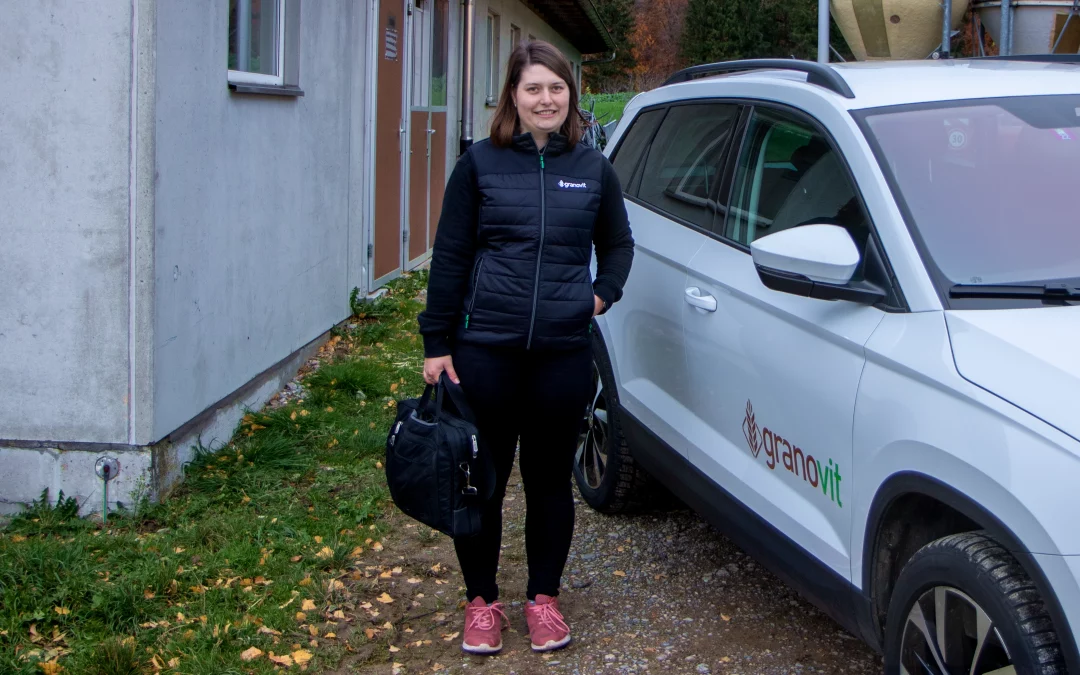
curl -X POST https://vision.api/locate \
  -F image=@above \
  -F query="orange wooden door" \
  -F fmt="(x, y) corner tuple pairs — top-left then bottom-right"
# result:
(373, 0), (406, 282)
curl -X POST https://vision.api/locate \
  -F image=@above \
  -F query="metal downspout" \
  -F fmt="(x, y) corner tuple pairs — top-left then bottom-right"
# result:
(460, 0), (476, 155)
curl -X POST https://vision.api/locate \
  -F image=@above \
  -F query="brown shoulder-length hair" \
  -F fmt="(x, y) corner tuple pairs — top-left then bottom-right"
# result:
(489, 40), (584, 148)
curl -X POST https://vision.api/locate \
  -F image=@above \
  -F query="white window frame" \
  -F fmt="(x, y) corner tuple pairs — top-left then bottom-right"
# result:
(228, 0), (287, 86)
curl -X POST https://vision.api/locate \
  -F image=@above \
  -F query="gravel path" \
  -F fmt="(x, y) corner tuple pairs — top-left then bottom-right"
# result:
(338, 466), (884, 674)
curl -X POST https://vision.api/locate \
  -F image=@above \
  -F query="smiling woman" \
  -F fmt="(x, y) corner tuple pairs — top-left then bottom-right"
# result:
(488, 41), (585, 149)
(416, 39), (634, 660)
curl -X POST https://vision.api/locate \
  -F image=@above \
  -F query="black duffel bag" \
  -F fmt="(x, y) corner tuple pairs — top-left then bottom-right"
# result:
(385, 373), (494, 538)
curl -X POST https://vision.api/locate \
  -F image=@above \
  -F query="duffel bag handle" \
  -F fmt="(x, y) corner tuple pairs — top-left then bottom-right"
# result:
(435, 372), (478, 425)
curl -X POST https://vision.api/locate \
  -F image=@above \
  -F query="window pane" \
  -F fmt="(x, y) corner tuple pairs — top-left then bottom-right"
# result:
(229, 0), (280, 75)
(636, 104), (740, 231)
(611, 109), (665, 193)
(431, 0), (448, 106)
(726, 109), (867, 254)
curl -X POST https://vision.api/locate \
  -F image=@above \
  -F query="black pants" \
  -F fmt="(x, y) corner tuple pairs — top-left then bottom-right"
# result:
(451, 342), (593, 603)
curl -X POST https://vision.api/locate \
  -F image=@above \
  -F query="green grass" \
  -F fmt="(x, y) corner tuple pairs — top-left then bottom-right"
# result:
(581, 91), (639, 126)
(0, 271), (431, 674)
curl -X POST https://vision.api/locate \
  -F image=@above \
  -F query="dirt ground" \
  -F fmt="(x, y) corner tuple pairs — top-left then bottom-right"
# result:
(327, 465), (884, 675)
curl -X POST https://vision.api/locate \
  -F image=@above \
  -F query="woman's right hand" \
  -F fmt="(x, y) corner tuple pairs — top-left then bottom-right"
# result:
(423, 355), (460, 386)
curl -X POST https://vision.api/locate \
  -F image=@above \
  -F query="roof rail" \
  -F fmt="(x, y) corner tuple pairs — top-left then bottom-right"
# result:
(662, 59), (856, 99)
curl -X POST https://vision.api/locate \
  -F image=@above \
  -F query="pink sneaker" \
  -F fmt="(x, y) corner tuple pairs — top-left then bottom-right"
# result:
(462, 597), (508, 654)
(524, 594), (571, 652)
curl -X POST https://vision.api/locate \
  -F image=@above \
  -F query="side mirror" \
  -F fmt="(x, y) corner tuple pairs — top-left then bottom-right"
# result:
(750, 224), (885, 304)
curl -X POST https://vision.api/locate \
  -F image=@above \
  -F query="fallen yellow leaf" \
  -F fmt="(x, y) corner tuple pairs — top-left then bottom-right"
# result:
(327, 579), (346, 592)
(389, 645), (400, 653)
(168, 657), (181, 668)
(295, 612), (307, 622)
(372, 542), (384, 552)
(290, 411), (297, 421)
(53, 607), (70, 616)
(390, 383), (399, 393)
(332, 610), (347, 619)
(383, 621), (394, 629)
(613, 570), (627, 577)
(407, 577), (422, 584)
(240, 647), (264, 662)
(377, 593), (394, 604)
(144, 589), (155, 600)
(442, 631), (460, 641)
(299, 577), (313, 587)
(268, 653), (294, 666)
(316, 546), (334, 560)
(39, 663), (62, 675)
(350, 546), (364, 558)
(293, 648), (313, 665)
(721, 614), (731, 621)
(307, 625), (319, 637)
(301, 599), (316, 611)
(258, 626), (282, 636)
(300, 410), (310, 417)
(314, 536), (323, 543)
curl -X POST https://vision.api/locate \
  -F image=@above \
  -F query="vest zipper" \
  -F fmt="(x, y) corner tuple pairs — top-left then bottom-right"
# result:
(465, 256), (485, 330)
(526, 147), (547, 349)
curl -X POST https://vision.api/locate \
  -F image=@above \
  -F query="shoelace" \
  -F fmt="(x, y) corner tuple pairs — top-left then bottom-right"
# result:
(529, 602), (569, 634)
(467, 603), (507, 631)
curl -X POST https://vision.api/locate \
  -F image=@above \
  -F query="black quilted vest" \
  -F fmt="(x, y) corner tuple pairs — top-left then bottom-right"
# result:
(457, 133), (607, 351)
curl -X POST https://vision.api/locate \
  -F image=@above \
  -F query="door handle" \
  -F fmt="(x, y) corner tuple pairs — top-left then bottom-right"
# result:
(684, 287), (717, 312)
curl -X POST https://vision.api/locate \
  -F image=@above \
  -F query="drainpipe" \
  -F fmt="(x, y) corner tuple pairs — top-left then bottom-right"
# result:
(817, 0), (830, 63)
(460, 0), (476, 155)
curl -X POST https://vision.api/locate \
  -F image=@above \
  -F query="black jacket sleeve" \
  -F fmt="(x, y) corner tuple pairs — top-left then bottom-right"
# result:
(592, 158), (635, 313)
(417, 150), (479, 358)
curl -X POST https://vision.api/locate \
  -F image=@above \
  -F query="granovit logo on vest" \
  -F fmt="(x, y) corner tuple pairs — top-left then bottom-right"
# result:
(741, 400), (843, 508)
(557, 180), (587, 189)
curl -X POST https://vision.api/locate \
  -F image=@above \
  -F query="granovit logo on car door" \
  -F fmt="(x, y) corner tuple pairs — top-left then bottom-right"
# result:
(741, 400), (843, 508)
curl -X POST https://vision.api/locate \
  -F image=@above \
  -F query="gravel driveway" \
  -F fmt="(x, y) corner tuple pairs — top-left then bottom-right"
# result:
(337, 465), (884, 675)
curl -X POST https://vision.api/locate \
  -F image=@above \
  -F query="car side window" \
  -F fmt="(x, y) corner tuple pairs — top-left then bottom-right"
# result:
(725, 108), (870, 255)
(611, 108), (665, 193)
(635, 103), (740, 232)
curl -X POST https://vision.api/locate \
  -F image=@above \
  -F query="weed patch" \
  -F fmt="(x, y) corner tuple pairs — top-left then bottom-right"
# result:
(0, 271), (430, 674)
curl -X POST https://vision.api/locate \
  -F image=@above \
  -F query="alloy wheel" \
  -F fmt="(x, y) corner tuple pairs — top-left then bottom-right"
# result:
(900, 585), (1015, 675)
(575, 360), (609, 490)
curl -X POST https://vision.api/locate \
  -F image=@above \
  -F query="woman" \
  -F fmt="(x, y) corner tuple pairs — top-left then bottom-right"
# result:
(417, 40), (634, 655)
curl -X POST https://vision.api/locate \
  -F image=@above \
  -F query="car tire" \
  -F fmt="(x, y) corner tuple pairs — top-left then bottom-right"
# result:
(884, 530), (1066, 675)
(572, 324), (662, 514)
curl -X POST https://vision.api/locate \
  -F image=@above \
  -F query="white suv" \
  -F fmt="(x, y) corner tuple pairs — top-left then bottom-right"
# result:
(575, 57), (1080, 675)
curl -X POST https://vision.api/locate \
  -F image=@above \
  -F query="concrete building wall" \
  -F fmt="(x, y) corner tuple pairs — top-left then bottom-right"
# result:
(0, 0), (144, 444)
(152, 0), (367, 441)
(471, 0), (583, 142)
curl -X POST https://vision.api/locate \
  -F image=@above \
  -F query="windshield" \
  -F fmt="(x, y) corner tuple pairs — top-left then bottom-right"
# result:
(859, 95), (1080, 286)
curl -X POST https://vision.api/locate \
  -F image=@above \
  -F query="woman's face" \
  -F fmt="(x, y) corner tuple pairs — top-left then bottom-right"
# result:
(513, 64), (570, 140)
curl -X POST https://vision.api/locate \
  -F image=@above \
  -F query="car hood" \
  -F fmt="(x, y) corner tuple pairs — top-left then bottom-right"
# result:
(945, 307), (1080, 442)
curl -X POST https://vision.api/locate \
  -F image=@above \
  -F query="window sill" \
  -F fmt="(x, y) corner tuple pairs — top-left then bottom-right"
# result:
(228, 82), (305, 97)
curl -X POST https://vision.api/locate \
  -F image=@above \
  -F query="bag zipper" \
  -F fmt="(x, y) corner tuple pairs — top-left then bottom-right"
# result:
(465, 256), (486, 330)
(526, 146), (548, 349)
(471, 435), (478, 459)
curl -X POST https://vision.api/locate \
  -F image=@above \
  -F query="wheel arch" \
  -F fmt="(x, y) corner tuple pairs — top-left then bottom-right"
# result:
(861, 470), (1080, 673)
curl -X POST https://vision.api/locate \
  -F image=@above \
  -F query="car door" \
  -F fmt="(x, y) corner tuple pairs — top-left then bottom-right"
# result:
(681, 104), (887, 580)
(601, 102), (741, 457)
